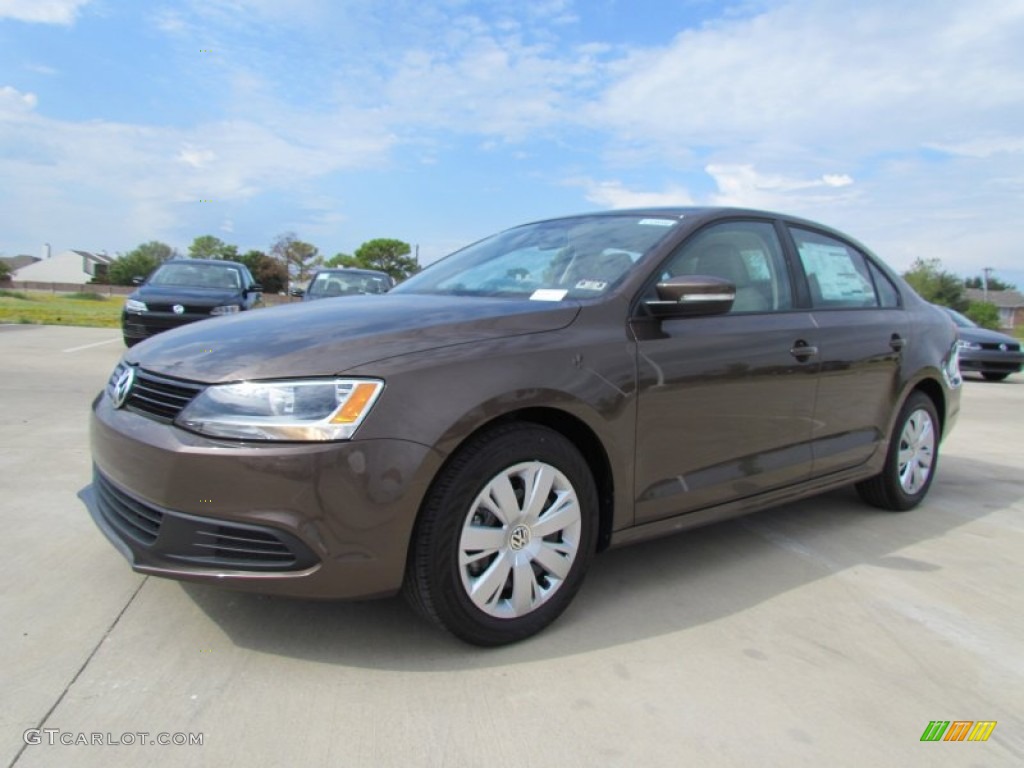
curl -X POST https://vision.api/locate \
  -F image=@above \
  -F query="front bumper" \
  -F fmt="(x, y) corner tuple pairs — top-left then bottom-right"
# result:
(88, 392), (443, 599)
(958, 349), (1023, 375)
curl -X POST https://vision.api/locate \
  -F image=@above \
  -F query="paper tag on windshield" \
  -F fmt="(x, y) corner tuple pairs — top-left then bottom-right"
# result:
(575, 279), (607, 291)
(639, 218), (677, 227)
(530, 289), (568, 301)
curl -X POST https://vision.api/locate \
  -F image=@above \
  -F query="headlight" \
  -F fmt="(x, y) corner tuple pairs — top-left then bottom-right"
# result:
(125, 299), (147, 312)
(956, 340), (981, 351)
(211, 305), (240, 316)
(176, 378), (384, 441)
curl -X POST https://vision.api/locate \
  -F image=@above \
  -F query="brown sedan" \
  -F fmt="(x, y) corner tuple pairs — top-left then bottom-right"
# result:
(87, 208), (962, 645)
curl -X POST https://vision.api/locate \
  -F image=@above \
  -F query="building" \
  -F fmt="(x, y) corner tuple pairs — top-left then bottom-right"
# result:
(0, 255), (41, 275)
(966, 288), (1024, 330)
(12, 250), (113, 284)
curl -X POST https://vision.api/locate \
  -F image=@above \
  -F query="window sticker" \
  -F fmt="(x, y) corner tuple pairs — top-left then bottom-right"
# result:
(799, 243), (873, 301)
(530, 289), (568, 301)
(639, 218), (677, 227)
(574, 279), (608, 291)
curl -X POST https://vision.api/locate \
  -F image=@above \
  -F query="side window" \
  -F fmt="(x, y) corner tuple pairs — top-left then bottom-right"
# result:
(656, 221), (792, 313)
(790, 227), (879, 309)
(867, 260), (900, 308)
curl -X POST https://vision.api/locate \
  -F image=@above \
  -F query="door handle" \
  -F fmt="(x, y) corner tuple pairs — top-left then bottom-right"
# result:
(790, 341), (818, 360)
(890, 334), (906, 351)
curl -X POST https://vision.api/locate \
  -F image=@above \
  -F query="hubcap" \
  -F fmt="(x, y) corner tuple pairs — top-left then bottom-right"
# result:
(458, 461), (581, 619)
(897, 408), (935, 495)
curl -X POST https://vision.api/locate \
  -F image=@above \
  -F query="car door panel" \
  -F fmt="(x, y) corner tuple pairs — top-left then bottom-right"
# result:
(632, 311), (820, 524)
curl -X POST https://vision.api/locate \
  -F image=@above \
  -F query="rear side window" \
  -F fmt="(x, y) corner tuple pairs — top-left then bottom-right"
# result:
(867, 260), (901, 308)
(790, 227), (879, 309)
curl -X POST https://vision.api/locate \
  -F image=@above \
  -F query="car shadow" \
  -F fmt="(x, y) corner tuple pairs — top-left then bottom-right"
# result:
(181, 451), (1021, 669)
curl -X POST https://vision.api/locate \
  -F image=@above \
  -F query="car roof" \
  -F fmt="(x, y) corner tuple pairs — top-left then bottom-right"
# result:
(314, 268), (390, 277)
(160, 259), (244, 269)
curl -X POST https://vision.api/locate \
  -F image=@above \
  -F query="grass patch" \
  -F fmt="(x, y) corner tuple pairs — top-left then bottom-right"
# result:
(0, 291), (122, 328)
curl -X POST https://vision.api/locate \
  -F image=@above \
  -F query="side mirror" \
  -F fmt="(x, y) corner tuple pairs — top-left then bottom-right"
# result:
(132, 275), (145, 285)
(247, 283), (264, 294)
(645, 275), (735, 318)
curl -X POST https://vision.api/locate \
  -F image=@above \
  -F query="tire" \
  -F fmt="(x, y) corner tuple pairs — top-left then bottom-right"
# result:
(982, 372), (1010, 382)
(123, 336), (139, 348)
(856, 392), (940, 511)
(403, 423), (598, 646)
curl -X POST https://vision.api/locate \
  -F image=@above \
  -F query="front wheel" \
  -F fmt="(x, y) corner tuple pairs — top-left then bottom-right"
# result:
(982, 372), (1010, 382)
(403, 423), (597, 646)
(856, 392), (940, 511)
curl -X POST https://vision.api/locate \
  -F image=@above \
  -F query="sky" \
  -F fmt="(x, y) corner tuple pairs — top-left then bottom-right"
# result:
(1, 0), (1022, 285)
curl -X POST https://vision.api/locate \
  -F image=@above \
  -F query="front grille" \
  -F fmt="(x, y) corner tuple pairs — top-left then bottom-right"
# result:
(981, 342), (1021, 351)
(125, 368), (205, 422)
(94, 472), (163, 545)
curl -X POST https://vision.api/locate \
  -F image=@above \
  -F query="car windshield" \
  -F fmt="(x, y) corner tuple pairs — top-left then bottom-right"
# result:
(308, 272), (390, 297)
(943, 307), (977, 328)
(392, 214), (680, 299)
(150, 263), (241, 290)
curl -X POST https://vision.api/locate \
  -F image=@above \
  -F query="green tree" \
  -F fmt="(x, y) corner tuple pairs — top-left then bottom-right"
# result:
(334, 238), (419, 281)
(270, 232), (322, 285)
(108, 241), (177, 285)
(964, 275), (1016, 291)
(188, 235), (239, 260)
(902, 258), (968, 311)
(965, 301), (1001, 330)
(0, 261), (10, 282)
(228, 249), (288, 294)
(325, 252), (353, 268)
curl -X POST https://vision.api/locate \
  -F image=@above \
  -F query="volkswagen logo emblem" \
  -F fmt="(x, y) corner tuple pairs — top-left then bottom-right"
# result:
(999, 343), (1008, 352)
(172, 304), (185, 315)
(112, 366), (135, 409)
(508, 524), (532, 551)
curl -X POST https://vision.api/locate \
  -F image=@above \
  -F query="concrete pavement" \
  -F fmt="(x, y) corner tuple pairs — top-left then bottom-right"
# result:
(2, 325), (1022, 767)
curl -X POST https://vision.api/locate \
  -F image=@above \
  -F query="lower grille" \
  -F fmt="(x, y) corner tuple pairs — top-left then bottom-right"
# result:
(188, 524), (303, 567)
(92, 469), (318, 572)
(95, 472), (163, 545)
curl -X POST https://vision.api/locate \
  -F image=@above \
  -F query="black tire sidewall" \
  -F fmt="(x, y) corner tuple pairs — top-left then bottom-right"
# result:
(885, 392), (940, 510)
(414, 424), (598, 645)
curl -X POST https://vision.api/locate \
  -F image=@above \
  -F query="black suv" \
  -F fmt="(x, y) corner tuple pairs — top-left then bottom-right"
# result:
(122, 259), (262, 347)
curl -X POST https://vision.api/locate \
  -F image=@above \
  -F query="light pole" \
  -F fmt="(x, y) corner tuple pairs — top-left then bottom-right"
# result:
(982, 267), (993, 303)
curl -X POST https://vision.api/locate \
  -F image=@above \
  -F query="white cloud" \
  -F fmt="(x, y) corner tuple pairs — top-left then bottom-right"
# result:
(177, 146), (216, 169)
(593, 0), (1024, 154)
(0, 85), (38, 114)
(925, 136), (1024, 158)
(706, 164), (857, 208)
(581, 179), (694, 209)
(0, 0), (90, 24)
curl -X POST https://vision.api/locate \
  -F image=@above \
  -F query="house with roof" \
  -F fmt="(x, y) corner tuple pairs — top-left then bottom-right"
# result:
(0, 255), (41, 274)
(966, 288), (1024, 330)
(12, 250), (113, 284)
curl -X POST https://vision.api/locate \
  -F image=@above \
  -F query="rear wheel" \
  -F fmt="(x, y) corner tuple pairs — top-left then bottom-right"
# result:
(856, 392), (939, 511)
(404, 423), (597, 646)
(982, 372), (1010, 382)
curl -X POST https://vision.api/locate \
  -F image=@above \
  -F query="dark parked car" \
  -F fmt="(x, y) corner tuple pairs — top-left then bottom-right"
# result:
(122, 259), (262, 347)
(88, 208), (961, 645)
(303, 268), (394, 300)
(939, 306), (1023, 381)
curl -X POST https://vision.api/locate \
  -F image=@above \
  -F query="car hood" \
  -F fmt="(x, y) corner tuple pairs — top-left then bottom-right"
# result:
(956, 325), (1019, 345)
(131, 284), (244, 305)
(125, 293), (581, 382)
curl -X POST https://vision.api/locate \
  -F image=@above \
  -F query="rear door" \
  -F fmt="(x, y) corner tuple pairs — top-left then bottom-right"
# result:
(784, 225), (908, 475)
(631, 219), (820, 524)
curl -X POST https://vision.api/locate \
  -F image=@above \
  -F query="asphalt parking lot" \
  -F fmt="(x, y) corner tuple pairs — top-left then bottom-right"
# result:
(2, 324), (1022, 767)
